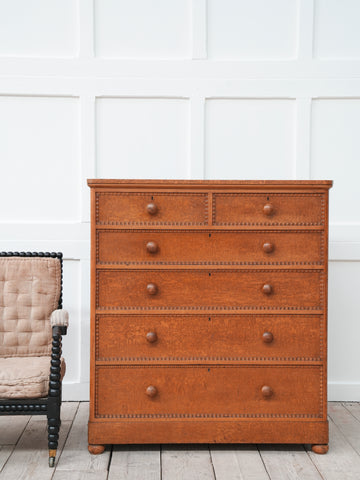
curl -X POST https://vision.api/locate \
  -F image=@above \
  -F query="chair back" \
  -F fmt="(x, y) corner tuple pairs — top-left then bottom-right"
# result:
(0, 255), (61, 357)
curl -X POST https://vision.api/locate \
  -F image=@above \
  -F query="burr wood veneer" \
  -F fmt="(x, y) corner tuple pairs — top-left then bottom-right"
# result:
(87, 179), (332, 455)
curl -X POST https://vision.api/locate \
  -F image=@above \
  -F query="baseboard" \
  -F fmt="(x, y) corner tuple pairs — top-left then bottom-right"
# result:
(328, 382), (360, 401)
(62, 381), (89, 401)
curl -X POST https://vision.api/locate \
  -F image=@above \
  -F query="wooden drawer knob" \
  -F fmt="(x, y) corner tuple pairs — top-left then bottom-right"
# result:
(262, 332), (274, 343)
(146, 202), (158, 215)
(262, 284), (272, 295)
(146, 331), (158, 343)
(263, 204), (274, 216)
(146, 241), (158, 253)
(147, 283), (158, 295)
(261, 385), (273, 398)
(263, 242), (274, 253)
(146, 385), (158, 398)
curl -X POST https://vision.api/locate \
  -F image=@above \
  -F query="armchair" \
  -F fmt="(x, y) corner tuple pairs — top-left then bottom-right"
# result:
(0, 252), (68, 467)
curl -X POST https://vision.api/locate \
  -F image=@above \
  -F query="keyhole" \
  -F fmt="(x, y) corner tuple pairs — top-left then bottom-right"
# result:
(209, 233), (211, 238)
(267, 196), (269, 201)
(151, 196), (154, 200)
(209, 272), (211, 276)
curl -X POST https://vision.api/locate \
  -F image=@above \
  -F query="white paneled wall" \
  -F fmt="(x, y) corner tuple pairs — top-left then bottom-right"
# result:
(205, 99), (295, 179)
(96, 98), (190, 178)
(0, 0), (359, 400)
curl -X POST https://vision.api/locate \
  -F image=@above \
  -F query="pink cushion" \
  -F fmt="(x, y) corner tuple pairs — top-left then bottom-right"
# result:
(0, 356), (66, 399)
(0, 257), (61, 357)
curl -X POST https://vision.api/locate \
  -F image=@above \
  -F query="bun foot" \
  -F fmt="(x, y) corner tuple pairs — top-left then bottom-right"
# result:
(311, 444), (329, 454)
(88, 444), (105, 455)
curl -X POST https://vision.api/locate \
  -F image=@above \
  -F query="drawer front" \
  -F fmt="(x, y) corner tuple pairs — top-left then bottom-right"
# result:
(97, 230), (323, 265)
(97, 269), (323, 311)
(96, 314), (322, 362)
(213, 193), (324, 226)
(96, 192), (208, 225)
(95, 365), (322, 418)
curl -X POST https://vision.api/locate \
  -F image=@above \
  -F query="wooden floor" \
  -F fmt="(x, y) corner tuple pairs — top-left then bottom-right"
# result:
(1, 402), (360, 479)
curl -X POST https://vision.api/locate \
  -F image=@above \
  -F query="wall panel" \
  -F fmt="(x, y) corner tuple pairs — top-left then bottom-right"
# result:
(205, 99), (295, 179)
(96, 97), (190, 179)
(0, 0), (78, 58)
(94, 0), (191, 58)
(328, 261), (360, 400)
(0, 95), (80, 222)
(314, 0), (360, 59)
(207, 0), (297, 59)
(311, 99), (360, 224)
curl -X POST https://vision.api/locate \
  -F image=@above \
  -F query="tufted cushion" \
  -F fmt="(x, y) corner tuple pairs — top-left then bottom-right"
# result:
(0, 356), (66, 399)
(0, 257), (61, 358)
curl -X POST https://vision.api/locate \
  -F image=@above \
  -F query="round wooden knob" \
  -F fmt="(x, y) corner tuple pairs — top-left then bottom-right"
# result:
(146, 241), (158, 253)
(146, 385), (158, 398)
(261, 385), (273, 398)
(147, 283), (158, 295)
(262, 332), (274, 343)
(263, 204), (274, 216)
(146, 202), (158, 215)
(263, 242), (274, 253)
(262, 284), (272, 295)
(146, 332), (158, 343)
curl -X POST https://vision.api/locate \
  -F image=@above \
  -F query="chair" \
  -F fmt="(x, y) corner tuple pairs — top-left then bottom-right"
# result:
(0, 252), (68, 467)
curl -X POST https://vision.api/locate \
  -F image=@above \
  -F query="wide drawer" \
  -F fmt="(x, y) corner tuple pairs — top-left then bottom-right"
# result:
(96, 314), (322, 362)
(96, 192), (208, 225)
(96, 269), (323, 311)
(97, 230), (323, 265)
(213, 193), (324, 226)
(95, 365), (322, 418)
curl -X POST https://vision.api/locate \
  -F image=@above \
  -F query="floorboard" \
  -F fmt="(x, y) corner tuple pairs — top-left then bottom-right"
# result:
(161, 445), (215, 480)
(328, 402), (360, 455)
(0, 445), (14, 472)
(55, 402), (110, 475)
(210, 444), (270, 480)
(108, 445), (161, 480)
(0, 402), (78, 480)
(260, 445), (323, 480)
(307, 416), (360, 480)
(0, 415), (30, 445)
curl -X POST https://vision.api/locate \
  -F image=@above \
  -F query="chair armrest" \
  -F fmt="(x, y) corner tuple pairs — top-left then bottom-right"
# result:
(50, 310), (69, 335)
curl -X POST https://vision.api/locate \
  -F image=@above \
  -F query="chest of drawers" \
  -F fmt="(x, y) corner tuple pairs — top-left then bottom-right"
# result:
(87, 179), (332, 455)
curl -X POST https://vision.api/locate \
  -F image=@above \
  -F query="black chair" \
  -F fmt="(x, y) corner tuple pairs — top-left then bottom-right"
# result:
(0, 252), (68, 467)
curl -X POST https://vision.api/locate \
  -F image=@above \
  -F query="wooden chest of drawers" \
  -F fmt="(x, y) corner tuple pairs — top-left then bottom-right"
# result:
(87, 179), (332, 455)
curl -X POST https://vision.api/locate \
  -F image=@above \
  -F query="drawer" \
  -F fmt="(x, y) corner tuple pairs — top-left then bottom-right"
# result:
(95, 365), (322, 418)
(96, 192), (208, 226)
(97, 230), (323, 265)
(97, 269), (323, 311)
(96, 314), (322, 362)
(213, 193), (324, 226)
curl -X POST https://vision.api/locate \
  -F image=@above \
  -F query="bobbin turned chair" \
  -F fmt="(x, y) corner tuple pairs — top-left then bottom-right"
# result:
(0, 252), (68, 467)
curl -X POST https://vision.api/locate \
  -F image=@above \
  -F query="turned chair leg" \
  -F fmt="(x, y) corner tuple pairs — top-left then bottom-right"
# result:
(48, 416), (61, 467)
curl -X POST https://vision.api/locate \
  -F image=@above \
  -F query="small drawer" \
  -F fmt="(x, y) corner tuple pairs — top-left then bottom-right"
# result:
(96, 269), (323, 311)
(95, 365), (322, 418)
(96, 192), (208, 226)
(95, 314), (322, 362)
(97, 230), (323, 266)
(213, 193), (324, 226)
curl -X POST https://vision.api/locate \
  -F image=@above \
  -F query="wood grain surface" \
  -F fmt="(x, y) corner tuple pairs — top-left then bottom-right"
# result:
(88, 179), (332, 450)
